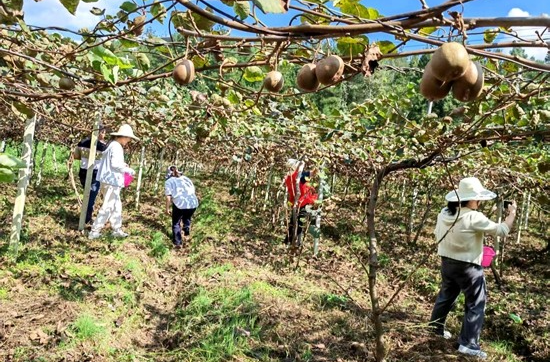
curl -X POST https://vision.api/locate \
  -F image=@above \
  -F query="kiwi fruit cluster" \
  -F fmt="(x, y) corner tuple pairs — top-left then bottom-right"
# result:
(296, 55), (344, 92)
(420, 42), (484, 102)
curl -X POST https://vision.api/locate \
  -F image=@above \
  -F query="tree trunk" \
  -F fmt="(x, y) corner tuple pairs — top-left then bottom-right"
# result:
(9, 116), (37, 257)
(366, 168), (387, 362)
(263, 165), (274, 211)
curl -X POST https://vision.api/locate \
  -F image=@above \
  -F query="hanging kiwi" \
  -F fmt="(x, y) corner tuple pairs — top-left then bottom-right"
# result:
(132, 15), (146, 36)
(430, 42), (470, 82)
(263, 70), (284, 92)
(297, 63), (319, 92)
(59, 76), (76, 90)
(172, 59), (196, 85)
(419, 62), (452, 101)
(452, 61), (484, 102)
(315, 55), (344, 85)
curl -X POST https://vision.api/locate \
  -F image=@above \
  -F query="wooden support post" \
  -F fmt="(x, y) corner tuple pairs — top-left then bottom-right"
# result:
(78, 118), (100, 231)
(516, 193), (526, 244)
(495, 198), (503, 265)
(263, 165), (274, 211)
(407, 187), (419, 243)
(9, 116), (37, 256)
(52, 146), (58, 173)
(153, 148), (165, 193)
(523, 192), (531, 230)
(35, 142), (49, 186)
(0, 139), (6, 152)
(135, 145), (146, 210)
(313, 169), (325, 256)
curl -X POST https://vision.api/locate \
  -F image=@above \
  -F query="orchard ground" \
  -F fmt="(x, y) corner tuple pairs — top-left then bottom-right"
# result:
(0, 149), (548, 362)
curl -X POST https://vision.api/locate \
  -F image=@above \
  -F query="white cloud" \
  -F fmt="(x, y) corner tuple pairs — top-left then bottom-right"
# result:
(506, 8), (549, 60)
(23, 0), (124, 31)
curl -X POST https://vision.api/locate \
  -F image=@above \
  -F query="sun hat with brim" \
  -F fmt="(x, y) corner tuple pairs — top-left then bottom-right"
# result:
(111, 124), (139, 140)
(445, 177), (497, 202)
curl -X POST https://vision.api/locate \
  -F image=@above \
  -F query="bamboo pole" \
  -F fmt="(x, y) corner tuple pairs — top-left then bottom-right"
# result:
(263, 165), (274, 211)
(78, 118), (100, 231)
(0, 139), (6, 152)
(494, 198), (503, 265)
(135, 145), (146, 210)
(9, 116), (37, 257)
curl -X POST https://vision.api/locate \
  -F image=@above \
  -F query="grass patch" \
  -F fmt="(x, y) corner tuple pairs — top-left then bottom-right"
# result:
(68, 314), (107, 341)
(489, 340), (522, 362)
(146, 232), (169, 260)
(171, 286), (261, 361)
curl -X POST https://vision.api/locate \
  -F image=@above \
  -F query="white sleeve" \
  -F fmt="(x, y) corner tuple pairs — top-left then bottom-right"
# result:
(110, 142), (132, 173)
(470, 212), (510, 237)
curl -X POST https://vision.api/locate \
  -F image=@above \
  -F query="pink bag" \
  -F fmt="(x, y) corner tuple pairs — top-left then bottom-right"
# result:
(124, 172), (134, 187)
(481, 246), (496, 267)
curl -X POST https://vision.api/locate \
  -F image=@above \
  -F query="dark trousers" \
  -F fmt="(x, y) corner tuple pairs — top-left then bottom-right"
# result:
(172, 205), (196, 245)
(284, 207), (308, 246)
(79, 169), (101, 224)
(429, 257), (487, 350)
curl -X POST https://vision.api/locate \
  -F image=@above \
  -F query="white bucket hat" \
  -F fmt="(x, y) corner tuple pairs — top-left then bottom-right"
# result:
(286, 158), (300, 170)
(445, 177), (497, 202)
(111, 124), (139, 140)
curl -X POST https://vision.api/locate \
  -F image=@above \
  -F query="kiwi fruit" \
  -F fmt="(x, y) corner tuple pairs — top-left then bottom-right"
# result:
(132, 15), (146, 36)
(263, 71), (284, 92)
(59, 77), (75, 90)
(315, 55), (344, 85)
(452, 61), (484, 102)
(172, 59), (196, 85)
(419, 62), (452, 101)
(297, 63), (319, 92)
(430, 42), (470, 82)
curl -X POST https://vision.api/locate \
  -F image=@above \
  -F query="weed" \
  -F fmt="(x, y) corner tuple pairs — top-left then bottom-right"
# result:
(171, 286), (261, 361)
(146, 232), (169, 260)
(0, 288), (8, 300)
(68, 314), (107, 341)
(489, 340), (522, 362)
(318, 293), (349, 310)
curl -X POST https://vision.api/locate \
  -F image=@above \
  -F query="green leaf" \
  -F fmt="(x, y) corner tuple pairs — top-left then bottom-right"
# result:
(100, 63), (116, 84)
(484, 28), (498, 43)
(11, 102), (35, 118)
(336, 0), (379, 20)
(191, 55), (207, 68)
(90, 7), (105, 16)
(91, 46), (118, 64)
(151, 1), (167, 23)
(120, 1), (137, 13)
(135, 53), (150, 70)
(0, 167), (16, 183)
(252, 0), (287, 14)
(376, 40), (395, 54)
(243, 66), (264, 82)
(59, 0), (80, 15)
(82, 0), (99, 2)
(418, 26), (438, 36)
(337, 36), (368, 57)
(0, 153), (26, 169)
(234, 1), (250, 20)
(509, 313), (523, 324)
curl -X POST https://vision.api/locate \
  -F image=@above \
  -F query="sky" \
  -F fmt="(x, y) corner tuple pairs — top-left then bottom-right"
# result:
(22, 0), (550, 59)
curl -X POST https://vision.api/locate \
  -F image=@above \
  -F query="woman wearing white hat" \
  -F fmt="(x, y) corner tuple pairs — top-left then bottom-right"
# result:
(89, 124), (139, 239)
(429, 177), (517, 359)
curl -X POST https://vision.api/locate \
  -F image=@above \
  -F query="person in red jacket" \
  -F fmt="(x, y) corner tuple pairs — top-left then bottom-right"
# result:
(284, 161), (318, 247)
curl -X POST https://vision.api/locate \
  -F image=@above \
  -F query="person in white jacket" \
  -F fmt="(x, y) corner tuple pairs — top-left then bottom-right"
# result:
(89, 124), (139, 239)
(429, 177), (517, 360)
